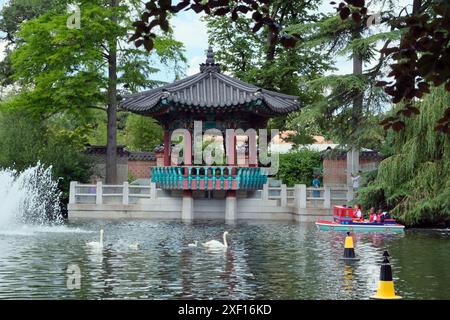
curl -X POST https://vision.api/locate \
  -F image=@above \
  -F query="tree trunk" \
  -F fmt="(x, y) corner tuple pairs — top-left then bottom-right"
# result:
(266, 27), (276, 61)
(348, 28), (363, 179)
(412, 0), (422, 14)
(106, 0), (118, 184)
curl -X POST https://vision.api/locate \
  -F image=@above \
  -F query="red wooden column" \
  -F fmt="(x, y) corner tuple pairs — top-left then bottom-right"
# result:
(184, 131), (192, 166)
(226, 131), (236, 166)
(227, 137), (239, 166)
(164, 130), (171, 166)
(248, 129), (257, 167)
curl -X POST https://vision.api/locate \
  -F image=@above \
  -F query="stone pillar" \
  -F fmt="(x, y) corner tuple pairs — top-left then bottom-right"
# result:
(122, 182), (129, 205)
(346, 148), (360, 186)
(280, 184), (287, 207)
(262, 183), (269, 201)
(347, 186), (354, 202)
(324, 186), (331, 209)
(69, 181), (77, 204)
(150, 182), (157, 199)
(182, 190), (193, 221)
(96, 181), (103, 205)
(294, 184), (307, 216)
(225, 190), (237, 222)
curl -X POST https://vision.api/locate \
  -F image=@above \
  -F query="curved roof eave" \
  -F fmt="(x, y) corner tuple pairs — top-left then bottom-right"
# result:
(120, 48), (301, 115)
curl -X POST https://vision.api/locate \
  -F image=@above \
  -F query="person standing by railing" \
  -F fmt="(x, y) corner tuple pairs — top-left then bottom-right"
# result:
(351, 172), (361, 195)
(312, 175), (321, 197)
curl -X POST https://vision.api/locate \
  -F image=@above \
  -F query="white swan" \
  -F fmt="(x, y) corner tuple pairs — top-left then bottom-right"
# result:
(86, 229), (104, 249)
(202, 231), (229, 249)
(188, 240), (198, 247)
(128, 242), (140, 250)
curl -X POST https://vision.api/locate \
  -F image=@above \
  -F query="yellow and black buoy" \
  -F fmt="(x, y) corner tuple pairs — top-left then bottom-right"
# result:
(371, 251), (402, 299)
(340, 232), (359, 261)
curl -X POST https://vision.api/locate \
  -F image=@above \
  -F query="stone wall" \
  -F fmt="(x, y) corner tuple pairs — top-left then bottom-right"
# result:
(89, 156), (129, 184)
(323, 158), (380, 187)
(128, 159), (156, 179)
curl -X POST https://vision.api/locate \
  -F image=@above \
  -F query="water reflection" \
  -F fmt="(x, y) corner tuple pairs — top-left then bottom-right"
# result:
(0, 221), (448, 299)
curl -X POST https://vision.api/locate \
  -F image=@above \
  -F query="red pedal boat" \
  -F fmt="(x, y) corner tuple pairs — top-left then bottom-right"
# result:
(315, 206), (405, 233)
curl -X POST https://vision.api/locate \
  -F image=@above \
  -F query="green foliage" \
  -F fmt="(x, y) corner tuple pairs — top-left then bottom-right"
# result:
(0, 111), (45, 169)
(0, 110), (92, 204)
(203, 2), (331, 133)
(356, 87), (450, 226)
(282, 132), (316, 148)
(0, 0), (186, 186)
(2, 0), (185, 116)
(288, 9), (400, 148)
(0, 0), (66, 41)
(123, 114), (163, 151)
(276, 149), (322, 187)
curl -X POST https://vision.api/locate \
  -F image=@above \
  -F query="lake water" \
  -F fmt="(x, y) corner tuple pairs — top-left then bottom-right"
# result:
(0, 220), (448, 300)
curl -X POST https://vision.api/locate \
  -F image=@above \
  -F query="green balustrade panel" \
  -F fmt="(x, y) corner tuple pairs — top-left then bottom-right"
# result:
(151, 166), (267, 191)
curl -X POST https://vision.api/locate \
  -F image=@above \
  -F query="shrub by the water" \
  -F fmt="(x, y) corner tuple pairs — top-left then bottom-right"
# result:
(276, 149), (322, 187)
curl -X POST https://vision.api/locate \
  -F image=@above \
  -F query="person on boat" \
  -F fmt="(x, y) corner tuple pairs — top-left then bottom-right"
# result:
(353, 204), (363, 222)
(369, 207), (378, 222)
(312, 175), (321, 197)
(378, 210), (391, 222)
(378, 209), (392, 222)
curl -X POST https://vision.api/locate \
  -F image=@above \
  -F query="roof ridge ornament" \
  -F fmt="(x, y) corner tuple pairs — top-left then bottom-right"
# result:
(200, 47), (221, 73)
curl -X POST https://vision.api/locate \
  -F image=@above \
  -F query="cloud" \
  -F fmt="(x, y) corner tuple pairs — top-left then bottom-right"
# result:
(153, 11), (209, 80)
(172, 12), (208, 51)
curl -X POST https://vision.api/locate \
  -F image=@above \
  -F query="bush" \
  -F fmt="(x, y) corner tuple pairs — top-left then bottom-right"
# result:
(276, 149), (322, 187)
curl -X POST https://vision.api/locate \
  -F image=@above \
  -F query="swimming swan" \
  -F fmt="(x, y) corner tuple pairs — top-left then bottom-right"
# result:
(86, 229), (104, 249)
(202, 231), (229, 249)
(128, 242), (140, 250)
(188, 241), (198, 247)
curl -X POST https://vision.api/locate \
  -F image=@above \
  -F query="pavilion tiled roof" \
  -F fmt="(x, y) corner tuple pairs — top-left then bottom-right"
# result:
(85, 145), (156, 161)
(85, 145), (129, 157)
(120, 48), (300, 116)
(128, 151), (156, 162)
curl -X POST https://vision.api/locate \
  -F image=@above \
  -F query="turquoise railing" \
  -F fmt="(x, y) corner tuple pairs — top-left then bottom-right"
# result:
(151, 166), (268, 191)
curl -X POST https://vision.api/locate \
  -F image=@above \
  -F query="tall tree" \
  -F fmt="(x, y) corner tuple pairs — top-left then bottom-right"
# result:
(107, 0), (119, 183)
(2, 0), (186, 183)
(0, 0), (66, 88)
(0, 0), (65, 42)
(334, 0), (450, 133)
(203, 2), (329, 94)
(286, 3), (401, 149)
